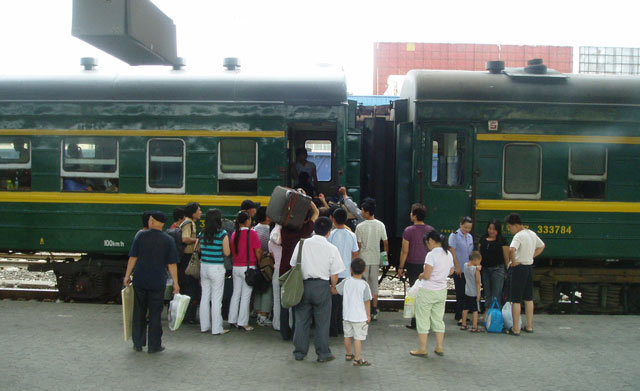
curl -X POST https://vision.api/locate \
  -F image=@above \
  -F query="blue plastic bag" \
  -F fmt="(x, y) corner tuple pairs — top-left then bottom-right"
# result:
(485, 298), (504, 333)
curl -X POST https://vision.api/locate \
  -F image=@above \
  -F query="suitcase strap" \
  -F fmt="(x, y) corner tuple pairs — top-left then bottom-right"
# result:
(282, 195), (297, 227)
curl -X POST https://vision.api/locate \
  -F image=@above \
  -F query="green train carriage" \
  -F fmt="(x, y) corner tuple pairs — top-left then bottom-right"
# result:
(0, 71), (360, 299)
(391, 62), (640, 312)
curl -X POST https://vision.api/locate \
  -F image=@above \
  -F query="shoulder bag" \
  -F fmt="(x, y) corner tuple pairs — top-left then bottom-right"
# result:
(279, 239), (305, 308)
(244, 230), (264, 288)
(185, 249), (200, 279)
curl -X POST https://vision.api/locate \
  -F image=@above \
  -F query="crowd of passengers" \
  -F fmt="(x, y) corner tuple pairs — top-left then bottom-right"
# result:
(124, 180), (544, 363)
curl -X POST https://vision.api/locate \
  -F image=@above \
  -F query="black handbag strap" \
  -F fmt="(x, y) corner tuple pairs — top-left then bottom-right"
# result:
(246, 228), (251, 268)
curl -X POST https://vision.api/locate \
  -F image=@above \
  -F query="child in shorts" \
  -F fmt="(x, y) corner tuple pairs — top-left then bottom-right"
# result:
(336, 258), (372, 366)
(461, 251), (482, 332)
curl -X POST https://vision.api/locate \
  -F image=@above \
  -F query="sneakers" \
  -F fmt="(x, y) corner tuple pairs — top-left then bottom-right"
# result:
(257, 315), (273, 326)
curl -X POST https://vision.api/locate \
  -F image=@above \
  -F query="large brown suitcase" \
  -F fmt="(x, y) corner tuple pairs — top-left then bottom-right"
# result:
(266, 186), (312, 230)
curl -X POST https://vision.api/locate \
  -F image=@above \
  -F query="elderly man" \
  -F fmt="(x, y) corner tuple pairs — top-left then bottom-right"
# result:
(290, 217), (345, 362)
(124, 211), (179, 353)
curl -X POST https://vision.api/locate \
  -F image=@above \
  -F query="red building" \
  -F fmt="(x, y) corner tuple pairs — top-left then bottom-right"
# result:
(373, 42), (574, 95)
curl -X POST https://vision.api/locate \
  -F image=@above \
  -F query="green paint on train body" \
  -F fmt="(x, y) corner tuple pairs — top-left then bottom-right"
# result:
(0, 72), (357, 256)
(397, 69), (640, 262)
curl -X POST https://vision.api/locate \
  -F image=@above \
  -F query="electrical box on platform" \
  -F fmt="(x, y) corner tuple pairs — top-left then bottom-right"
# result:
(72, 0), (178, 66)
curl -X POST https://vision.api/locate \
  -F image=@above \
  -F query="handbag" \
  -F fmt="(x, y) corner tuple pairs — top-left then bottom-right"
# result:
(485, 298), (504, 333)
(279, 239), (305, 308)
(258, 253), (275, 282)
(244, 230), (263, 287)
(185, 250), (201, 279)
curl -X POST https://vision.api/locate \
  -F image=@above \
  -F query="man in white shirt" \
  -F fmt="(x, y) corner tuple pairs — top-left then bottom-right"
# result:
(505, 213), (545, 336)
(290, 217), (345, 362)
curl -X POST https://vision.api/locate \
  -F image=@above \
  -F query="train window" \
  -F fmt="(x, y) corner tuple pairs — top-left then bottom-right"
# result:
(431, 133), (465, 186)
(304, 140), (332, 182)
(502, 143), (541, 199)
(61, 138), (118, 192)
(0, 137), (31, 191)
(218, 139), (257, 194)
(568, 145), (607, 199)
(147, 139), (185, 193)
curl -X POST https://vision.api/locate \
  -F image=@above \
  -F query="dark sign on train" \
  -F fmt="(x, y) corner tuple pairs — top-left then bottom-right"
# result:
(72, 0), (178, 66)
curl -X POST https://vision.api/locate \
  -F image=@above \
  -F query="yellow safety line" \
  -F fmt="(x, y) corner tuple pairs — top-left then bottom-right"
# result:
(477, 134), (640, 144)
(0, 192), (271, 206)
(476, 199), (640, 213)
(0, 129), (285, 138)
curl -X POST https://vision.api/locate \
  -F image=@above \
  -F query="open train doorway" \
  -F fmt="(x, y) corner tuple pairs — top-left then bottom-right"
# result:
(288, 122), (338, 198)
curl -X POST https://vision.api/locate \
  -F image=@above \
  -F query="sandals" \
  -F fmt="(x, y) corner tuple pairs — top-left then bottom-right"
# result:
(434, 350), (444, 356)
(410, 350), (428, 358)
(345, 354), (355, 361)
(524, 328), (534, 333)
(505, 328), (520, 336)
(460, 325), (468, 331)
(353, 359), (371, 366)
(470, 328), (482, 333)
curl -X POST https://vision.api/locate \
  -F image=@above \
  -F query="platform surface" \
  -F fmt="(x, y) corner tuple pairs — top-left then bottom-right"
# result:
(1, 300), (638, 391)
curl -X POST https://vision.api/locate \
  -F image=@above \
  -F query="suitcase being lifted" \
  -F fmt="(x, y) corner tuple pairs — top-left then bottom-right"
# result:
(266, 186), (312, 230)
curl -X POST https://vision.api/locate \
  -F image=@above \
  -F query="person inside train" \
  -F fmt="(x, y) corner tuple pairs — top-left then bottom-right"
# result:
(62, 177), (91, 191)
(292, 147), (319, 190)
(294, 171), (317, 197)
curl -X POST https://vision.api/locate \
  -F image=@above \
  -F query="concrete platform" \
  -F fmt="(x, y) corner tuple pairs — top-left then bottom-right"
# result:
(1, 300), (639, 390)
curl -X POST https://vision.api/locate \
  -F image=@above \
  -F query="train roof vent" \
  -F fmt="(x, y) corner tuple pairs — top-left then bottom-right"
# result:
(504, 58), (567, 80)
(80, 57), (98, 71)
(223, 57), (240, 71)
(486, 61), (505, 74)
(525, 58), (547, 74)
(172, 57), (186, 70)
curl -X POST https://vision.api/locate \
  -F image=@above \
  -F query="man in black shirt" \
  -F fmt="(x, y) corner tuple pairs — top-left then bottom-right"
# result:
(124, 211), (179, 353)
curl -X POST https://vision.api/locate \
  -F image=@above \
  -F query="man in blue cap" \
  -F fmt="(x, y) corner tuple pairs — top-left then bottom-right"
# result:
(124, 211), (179, 353)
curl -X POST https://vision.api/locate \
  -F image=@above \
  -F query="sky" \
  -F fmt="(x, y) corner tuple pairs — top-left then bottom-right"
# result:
(0, 0), (638, 94)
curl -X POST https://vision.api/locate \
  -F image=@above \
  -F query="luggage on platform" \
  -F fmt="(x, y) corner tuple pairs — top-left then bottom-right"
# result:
(266, 186), (312, 230)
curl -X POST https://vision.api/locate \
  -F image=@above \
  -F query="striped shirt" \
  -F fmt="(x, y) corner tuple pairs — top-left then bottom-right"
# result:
(198, 230), (227, 264)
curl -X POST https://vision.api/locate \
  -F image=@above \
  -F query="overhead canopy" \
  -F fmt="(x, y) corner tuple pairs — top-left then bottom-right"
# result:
(0, 72), (347, 105)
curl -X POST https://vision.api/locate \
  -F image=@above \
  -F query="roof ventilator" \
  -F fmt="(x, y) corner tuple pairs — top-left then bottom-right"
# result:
(223, 57), (240, 71)
(525, 58), (547, 74)
(80, 57), (97, 71)
(486, 61), (505, 74)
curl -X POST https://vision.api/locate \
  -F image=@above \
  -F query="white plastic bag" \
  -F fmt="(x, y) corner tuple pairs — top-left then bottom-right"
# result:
(168, 293), (190, 331)
(502, 301), (522, 330)
(403, 282), (420, 319)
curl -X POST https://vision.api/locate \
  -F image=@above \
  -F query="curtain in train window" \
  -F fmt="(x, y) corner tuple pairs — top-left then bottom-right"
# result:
(148, 139), (184, 189)
(0, 137), (31, 191)
(219, 139), (256, 174)
(63, 138), (117, 173)
(568, 145), (606, 199)
(431, 132), (465, 186)
(503, 144), (541, 198)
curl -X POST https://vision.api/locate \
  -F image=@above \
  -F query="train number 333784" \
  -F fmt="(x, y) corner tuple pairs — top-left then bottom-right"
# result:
(537, 225), (572, 235)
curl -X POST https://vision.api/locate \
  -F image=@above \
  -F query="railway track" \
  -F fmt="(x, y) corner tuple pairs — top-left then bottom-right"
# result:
(0, 288), (58, 301)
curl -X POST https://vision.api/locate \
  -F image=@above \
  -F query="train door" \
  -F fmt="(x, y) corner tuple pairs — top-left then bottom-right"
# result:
(289, 125), (338, 197)
(422, 126), (474, 233)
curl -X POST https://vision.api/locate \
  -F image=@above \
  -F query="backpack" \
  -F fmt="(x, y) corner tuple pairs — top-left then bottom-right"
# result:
(166, 220), (189, 262)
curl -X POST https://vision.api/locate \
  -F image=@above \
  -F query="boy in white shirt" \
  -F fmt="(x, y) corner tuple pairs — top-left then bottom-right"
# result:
(355, 198), (388, 320)
(336, 258), (372, 367)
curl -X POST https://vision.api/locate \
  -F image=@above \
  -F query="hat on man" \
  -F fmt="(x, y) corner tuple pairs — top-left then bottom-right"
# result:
(241, 199), (260, 210)
(149, 210), (168, 223)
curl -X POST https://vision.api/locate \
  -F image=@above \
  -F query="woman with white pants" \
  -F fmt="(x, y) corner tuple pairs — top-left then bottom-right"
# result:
(198, 209), (231, 335)
(269, 224), (283, 331)
(228, 211), (262, 331)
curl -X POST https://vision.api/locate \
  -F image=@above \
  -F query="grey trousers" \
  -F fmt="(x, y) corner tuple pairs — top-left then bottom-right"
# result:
(293, 279), (332, 360)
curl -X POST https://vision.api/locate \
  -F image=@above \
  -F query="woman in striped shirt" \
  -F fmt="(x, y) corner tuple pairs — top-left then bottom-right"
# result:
(197, 209), (231, 335)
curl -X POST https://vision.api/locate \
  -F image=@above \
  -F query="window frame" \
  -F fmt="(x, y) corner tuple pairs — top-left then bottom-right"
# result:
(568, 145), (608, 182)
(0, 137), (31, 169)
(502, 143), (542, 200)
(217, 139), (258, 180)
(430, 131), (466, 188)
(303, 139), (333, 182)
(60, 138), (119, 178)
(146, 138), (186, 194)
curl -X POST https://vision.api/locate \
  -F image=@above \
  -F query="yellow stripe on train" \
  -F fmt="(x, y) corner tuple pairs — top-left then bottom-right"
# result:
(476, 134), (640, 144)
(476, 199), (640, 213)
(0, 192), (271, 206)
